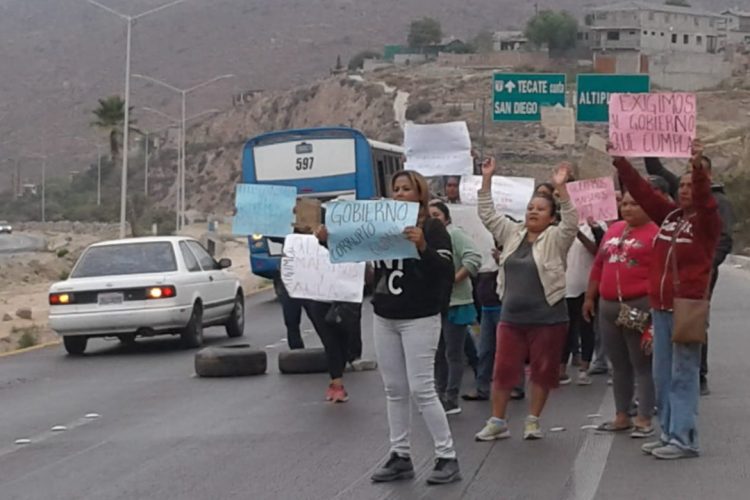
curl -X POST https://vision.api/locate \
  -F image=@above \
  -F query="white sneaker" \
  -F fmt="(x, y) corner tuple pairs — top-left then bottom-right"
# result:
(577, 371), (593, 386)
(523, 416), (543, 440)
(347, 359), (378, 372)
(475, 418), (511, 441)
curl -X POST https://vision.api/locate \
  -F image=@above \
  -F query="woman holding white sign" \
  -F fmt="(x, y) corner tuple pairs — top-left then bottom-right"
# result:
(475, 158), (578, 442)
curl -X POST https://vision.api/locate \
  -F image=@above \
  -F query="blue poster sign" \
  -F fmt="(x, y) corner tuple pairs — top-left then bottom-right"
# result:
(326, 200), (420, 263)
(232, 183), (297, 237)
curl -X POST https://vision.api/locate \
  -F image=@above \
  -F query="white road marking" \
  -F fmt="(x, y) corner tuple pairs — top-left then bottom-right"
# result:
(0, 414), (101, 458)
(560, 387), (616, 500)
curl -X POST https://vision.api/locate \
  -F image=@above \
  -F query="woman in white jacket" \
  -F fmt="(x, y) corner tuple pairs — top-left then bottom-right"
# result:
(474, 157), (578, 441)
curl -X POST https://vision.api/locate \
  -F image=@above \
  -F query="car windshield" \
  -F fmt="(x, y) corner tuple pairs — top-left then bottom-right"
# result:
(71, 242), (178, 278)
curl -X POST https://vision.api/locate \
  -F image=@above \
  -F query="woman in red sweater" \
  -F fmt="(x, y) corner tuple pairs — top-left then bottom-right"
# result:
(584, 192), (658, 438)
(611, 142), (720, 460)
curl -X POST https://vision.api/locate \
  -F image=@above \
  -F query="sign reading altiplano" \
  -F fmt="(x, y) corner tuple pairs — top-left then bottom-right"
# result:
(576, 74), (651, 122)
(492, 73), (566, 122)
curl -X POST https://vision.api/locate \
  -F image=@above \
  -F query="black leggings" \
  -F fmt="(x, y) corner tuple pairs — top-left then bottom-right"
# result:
(307, 302), (359, 380)
(563, 294), (595, 364)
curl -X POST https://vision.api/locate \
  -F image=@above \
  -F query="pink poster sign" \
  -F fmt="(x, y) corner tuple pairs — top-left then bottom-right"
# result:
(608, 93), (696, 158)
(567, 176), (619, 224)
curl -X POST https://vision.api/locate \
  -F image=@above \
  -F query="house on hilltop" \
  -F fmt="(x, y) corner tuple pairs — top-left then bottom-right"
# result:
(586, 1), (731, 90)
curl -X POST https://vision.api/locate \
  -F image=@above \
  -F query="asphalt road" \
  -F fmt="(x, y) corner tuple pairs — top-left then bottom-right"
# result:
(1, 265), (749, 500)
(0, 233), (46, 254)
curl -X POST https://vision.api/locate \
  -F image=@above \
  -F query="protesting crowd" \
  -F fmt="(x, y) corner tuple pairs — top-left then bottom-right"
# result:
(272, 137), (734, 486)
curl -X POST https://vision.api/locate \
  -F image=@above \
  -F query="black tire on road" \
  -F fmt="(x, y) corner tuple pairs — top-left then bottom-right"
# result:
(225, 293), (245, 338)
(278, 348), (329, 374)
(181, 302), (204, 349)
(194, 345), (267, 377)
(63, 336), (88, 356)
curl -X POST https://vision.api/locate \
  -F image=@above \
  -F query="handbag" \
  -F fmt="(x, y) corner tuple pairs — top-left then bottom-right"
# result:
(613, 226), (651, 332)
(669, 218), (710, 345)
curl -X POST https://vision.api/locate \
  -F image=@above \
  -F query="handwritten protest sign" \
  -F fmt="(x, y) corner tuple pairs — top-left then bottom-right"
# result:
(567, 176), (619, 223)
(232, 183), (297, 237)
(326, 200), (419, 263)
(608, 93), (696, 158)
(459, 175), (535, 222)
(578, 134), (617, 181)
(450, 205), (498, 272)
(404, 121), (473, 176)
(541, 105), (576, 146)
(281, 234), (366, 303)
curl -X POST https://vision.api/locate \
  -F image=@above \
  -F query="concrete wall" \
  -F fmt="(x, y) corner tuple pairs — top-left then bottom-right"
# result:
(593, 51), (646, 74)
(649, 52), (732, 90)
(362, 59), (393, 72)
(393, 54), (428, 65)
(437, 51), (550, 69)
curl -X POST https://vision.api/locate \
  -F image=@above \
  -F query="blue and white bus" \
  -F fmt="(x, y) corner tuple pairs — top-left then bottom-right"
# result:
(240, 127), (404, 281)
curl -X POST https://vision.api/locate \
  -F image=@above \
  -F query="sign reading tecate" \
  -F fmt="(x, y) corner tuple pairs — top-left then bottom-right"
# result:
(577, 74), (650, 123)
(254, 138), (356, 181)
(492, 73), (566, 122)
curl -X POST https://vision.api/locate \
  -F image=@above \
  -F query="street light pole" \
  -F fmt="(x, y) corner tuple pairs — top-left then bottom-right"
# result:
(87, 0), (187, 239)
(144, 133), (150, 197)
(42, 157), (46, 223)
(120, 18), (132, 237)
(97, 145), (102, 206)
(180, 92), (186, 229)
(133, 73), (234, 231)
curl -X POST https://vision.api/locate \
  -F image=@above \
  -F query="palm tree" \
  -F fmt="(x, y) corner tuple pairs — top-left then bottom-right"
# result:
(91, 96), (138, 163)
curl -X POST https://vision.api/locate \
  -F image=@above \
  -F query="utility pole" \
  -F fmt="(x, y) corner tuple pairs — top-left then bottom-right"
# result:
(144, 133), (150, 197)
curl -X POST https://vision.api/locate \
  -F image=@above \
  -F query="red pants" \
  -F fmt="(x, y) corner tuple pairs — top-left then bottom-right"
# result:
(492, 322), (568, 391)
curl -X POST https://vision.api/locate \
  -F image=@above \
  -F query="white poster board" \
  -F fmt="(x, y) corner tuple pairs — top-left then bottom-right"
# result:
(281, 234), (366, 303)
(404, 121), (473, 176)
(459, 175), (535, 222)
(449, 205), (498, 272)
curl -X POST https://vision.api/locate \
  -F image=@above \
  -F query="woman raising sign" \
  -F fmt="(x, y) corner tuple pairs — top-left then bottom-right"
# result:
(474, 158), (579, 442)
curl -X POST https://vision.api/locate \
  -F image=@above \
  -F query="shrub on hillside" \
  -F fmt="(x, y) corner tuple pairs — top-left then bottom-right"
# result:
(405, 100), (433, 120)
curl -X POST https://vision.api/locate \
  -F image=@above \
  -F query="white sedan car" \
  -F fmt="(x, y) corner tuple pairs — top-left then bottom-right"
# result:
(48, 236), (245, 355)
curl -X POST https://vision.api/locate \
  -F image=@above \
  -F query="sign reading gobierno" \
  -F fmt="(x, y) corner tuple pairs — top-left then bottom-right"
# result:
(326, 200), (420, 263)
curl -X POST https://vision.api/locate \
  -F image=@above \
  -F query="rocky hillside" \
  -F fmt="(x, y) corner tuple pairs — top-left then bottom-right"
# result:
(0, 0), (734, 187)
(140, 61), (750, 222)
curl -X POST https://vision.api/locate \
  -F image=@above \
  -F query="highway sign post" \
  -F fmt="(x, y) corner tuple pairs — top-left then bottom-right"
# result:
(576, 74), (650, 122)
(492, 73), (566, 122)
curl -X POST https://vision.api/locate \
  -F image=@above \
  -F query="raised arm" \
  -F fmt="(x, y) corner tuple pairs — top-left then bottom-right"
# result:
(612, 157), (677, 226)
(552, 163), (579, 253)
(689, 144), (721, 245)
(477, 157), (519, 246)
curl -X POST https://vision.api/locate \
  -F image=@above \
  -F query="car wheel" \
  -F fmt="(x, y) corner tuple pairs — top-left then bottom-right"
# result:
(194, 344), (267, 377)
(278, 348), (329, 374)
(180, 302), (204, 349)
(63, 336), (88, 356)
(225, 293), (245, 338)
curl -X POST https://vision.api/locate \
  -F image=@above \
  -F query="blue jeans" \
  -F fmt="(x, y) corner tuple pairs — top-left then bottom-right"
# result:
(652, 310), (702, 453)
(476, 307), (501, 396)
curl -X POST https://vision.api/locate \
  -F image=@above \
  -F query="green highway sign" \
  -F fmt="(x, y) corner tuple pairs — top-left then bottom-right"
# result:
(576, 74), (650, 122)
(492, 73), (566, 122)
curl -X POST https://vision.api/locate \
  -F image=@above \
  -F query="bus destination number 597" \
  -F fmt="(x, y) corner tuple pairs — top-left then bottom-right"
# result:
(296, 157), (314, 171)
